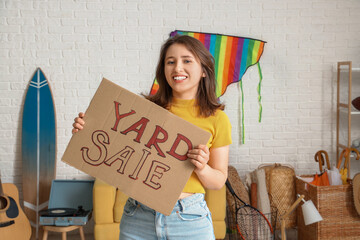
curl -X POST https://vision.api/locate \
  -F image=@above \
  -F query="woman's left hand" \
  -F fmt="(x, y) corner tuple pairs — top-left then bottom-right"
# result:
(187, 144), (210, 171)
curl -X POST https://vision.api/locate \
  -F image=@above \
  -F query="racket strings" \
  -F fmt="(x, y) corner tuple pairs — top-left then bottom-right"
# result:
(236, 206), (273, 240)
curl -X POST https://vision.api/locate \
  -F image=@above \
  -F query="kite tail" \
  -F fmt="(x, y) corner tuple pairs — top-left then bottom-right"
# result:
(257, 62), (263, 123)
(240, 80), (245, 144)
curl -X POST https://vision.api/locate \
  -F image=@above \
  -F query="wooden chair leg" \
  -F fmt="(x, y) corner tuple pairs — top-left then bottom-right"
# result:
(42, 229), (48, 240)
(42, 225), (84, 240)
(79, 226), (85, 240)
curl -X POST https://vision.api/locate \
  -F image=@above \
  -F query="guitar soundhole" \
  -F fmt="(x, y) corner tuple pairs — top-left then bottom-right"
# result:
(0, 196), (8, 210)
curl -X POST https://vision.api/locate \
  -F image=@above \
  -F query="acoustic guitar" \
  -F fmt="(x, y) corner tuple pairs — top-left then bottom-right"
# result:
(0, 176), (31, 240)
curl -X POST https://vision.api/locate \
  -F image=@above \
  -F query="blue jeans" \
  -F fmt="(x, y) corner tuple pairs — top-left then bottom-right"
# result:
(119, 193), (215, 240)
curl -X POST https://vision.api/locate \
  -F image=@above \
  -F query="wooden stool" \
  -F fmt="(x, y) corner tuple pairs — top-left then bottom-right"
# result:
(42, 225), (85, 240)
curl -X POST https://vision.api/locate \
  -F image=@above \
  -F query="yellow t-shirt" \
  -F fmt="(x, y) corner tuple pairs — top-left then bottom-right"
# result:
(168, 98), (232, 194)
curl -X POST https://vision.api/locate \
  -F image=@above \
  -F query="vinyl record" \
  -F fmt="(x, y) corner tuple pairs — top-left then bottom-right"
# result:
(39, 208), (76, 217)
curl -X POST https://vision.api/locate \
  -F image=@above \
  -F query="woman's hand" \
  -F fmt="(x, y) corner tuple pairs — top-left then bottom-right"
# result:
(187, 144), (210, 172)
(188, 144), (229, 190)
(72, 112), (85, 134)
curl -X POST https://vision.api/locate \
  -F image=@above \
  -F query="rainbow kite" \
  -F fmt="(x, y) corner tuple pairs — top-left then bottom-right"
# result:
(150, 30), (266, 143)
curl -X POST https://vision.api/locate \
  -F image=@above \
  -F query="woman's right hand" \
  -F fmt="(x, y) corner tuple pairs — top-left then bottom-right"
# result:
(72, 112), (85, 134)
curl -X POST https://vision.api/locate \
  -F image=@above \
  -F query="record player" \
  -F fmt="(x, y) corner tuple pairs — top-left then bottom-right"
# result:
(39, 179), (94, 226)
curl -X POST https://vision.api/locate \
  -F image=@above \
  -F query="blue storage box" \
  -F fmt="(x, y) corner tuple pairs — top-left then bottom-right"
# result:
(39, 179), (94, 226)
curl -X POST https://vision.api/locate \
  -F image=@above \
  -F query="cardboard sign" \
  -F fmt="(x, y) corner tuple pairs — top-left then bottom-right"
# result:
(62, 78), (211, 215)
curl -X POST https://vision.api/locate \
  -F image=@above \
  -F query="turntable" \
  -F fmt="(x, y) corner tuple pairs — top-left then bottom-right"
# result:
(39, 179), (94, 226)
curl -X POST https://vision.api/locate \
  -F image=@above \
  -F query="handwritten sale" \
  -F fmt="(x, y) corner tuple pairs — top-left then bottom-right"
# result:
(62, 78), (210, 215)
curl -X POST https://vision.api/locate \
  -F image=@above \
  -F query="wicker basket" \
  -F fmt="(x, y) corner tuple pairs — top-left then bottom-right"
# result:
(296, 176), (360, 240)
(259, 164), (297, 229)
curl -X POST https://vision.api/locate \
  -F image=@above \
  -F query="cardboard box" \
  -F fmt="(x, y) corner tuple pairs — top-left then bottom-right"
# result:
(62, 78), (211, 215)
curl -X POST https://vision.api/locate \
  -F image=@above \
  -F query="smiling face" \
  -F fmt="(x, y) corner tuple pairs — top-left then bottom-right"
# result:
(164, 43), (205, 100)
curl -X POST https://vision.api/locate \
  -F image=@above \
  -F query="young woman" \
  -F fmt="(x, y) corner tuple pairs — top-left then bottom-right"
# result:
(72, 35), (232, 239)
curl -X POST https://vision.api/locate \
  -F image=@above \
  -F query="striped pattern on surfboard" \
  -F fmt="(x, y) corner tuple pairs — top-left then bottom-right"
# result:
(21, 68), (56, 239)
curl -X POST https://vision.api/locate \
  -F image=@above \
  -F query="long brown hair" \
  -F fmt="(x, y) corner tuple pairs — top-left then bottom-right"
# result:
(145, 35), (224, 117)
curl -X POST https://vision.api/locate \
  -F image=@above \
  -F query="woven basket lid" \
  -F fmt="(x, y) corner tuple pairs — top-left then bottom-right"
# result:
(353, 173), (360, 215)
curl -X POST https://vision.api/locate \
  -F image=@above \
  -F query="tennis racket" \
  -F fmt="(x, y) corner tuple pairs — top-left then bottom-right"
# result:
(226, 179), (274, 240)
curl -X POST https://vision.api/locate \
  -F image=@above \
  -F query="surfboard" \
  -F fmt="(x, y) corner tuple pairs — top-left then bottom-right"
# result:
(21, 68), (56, 239)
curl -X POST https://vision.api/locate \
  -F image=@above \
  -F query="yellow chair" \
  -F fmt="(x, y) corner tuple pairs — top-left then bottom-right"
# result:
(93, 179), (226, 240)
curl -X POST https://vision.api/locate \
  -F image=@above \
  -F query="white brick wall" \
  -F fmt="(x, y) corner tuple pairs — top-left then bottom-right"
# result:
(1, 0), (360, 196)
